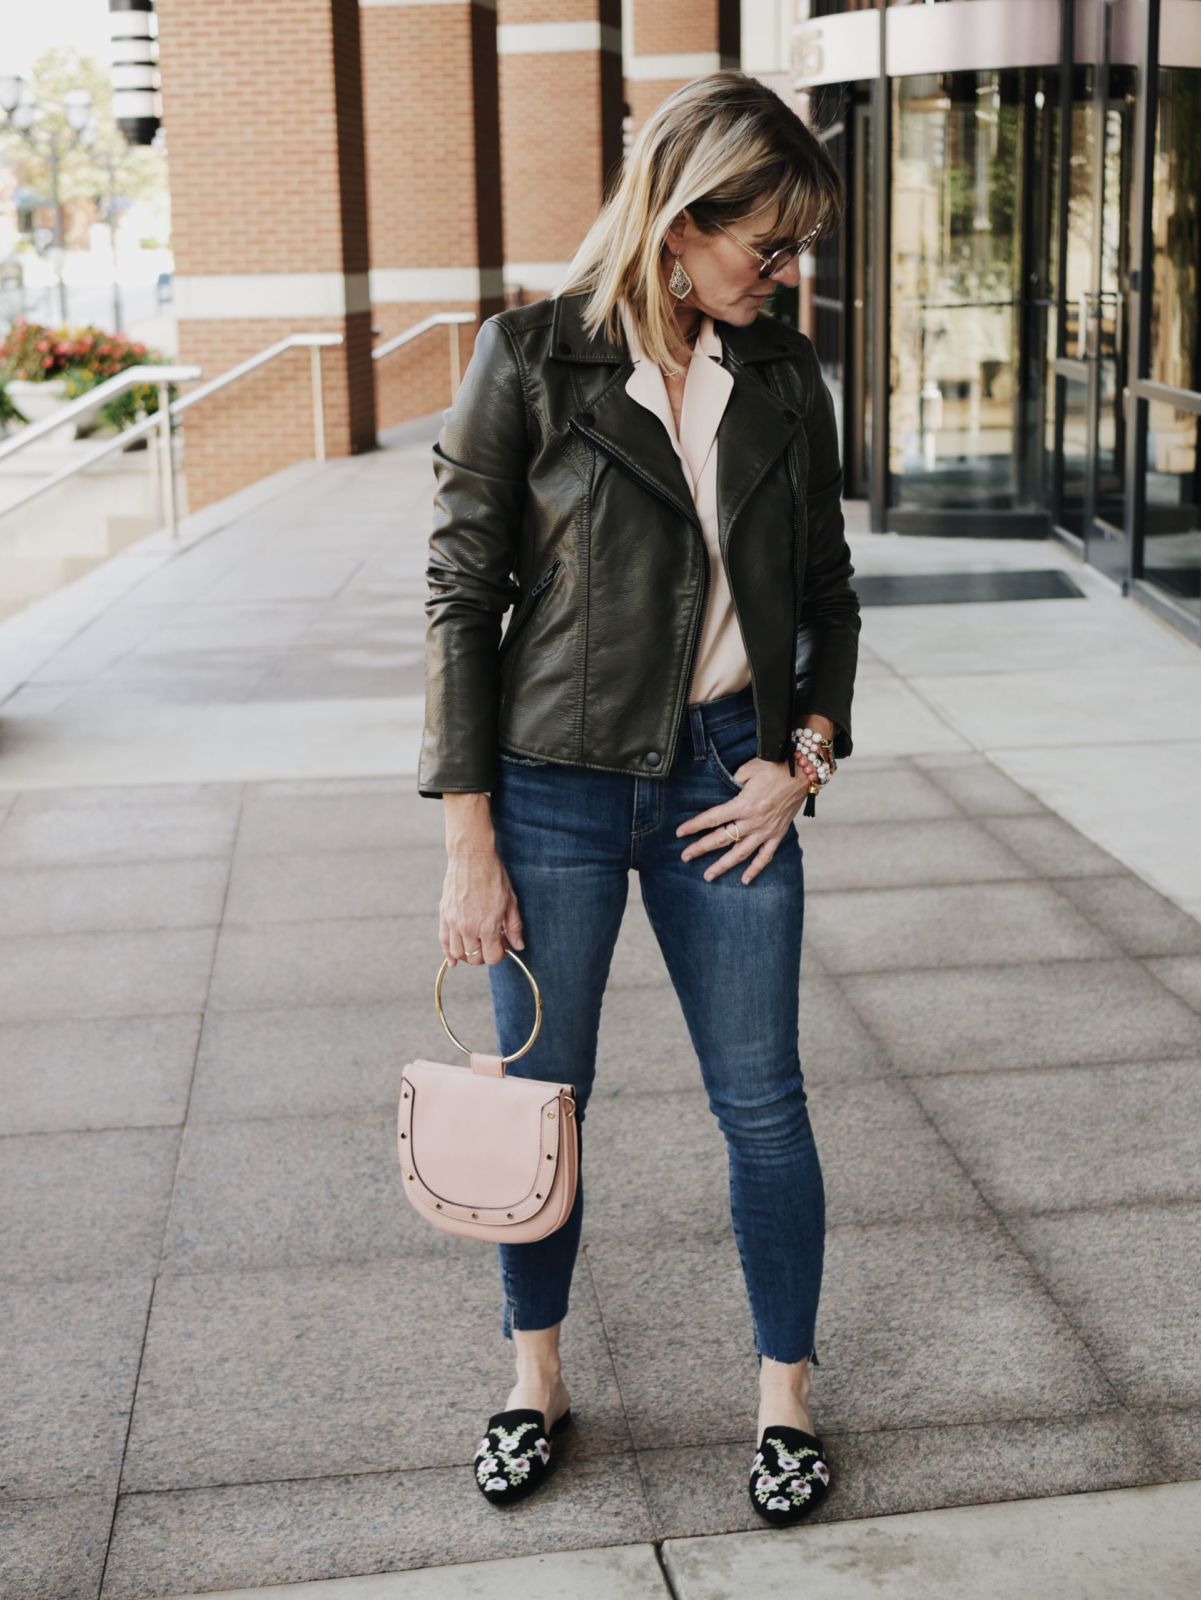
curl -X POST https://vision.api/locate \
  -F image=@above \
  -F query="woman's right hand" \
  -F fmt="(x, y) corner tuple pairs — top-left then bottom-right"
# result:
(439, 826), (525, 968)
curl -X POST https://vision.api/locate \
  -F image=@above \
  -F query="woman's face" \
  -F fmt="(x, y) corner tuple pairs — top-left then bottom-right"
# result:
(663, 195), (804, 324)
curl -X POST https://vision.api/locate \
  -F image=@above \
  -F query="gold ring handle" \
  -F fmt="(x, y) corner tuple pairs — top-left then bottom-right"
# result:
(434, 948), (543, 1064)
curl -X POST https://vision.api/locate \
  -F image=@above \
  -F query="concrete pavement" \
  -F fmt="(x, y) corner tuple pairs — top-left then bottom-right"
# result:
(2, 414), (1200, 1598)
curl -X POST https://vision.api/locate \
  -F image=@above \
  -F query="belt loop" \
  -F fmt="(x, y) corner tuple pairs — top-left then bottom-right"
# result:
(689, 702), (706, 760)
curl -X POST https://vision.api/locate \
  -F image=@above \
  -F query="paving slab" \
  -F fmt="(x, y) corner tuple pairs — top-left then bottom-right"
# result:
(0, 1492), (114, 1600)
(916, 756), (1048, 816)
(0, 926), (218, 1023)
(2, 1125), (180, 1282)
(1051, 874), (1201, 958)
(586, 1075), (986, 1244)
(980, 813), (1130, 878)
(101, 1457), (657, 1600)
(662, 1477), (1201, 1600)
(1149, 955), (1201, 1012)
(798, 760), (960, 824)
(584, 1212), (1113, 1450)
(804, 1077), (988, 1226)
(910, 1057), (1201, 1213)
(910, 662), (1201, 747)
(995, 739), (1201, 920)
(640, 1408), (1162, 1539)
(162, 1106), (441, 1273)
(0, 1276), (152, 1498)
(1007, 1203), (1201, 1410)
(841, 957), (1201, 1073)
(0, 794), (240, 866)
(206, 917), (418, 1012)
(123, 1254), (631, 1493)
(0, 1012), (201, 1134)
(102, 1546), (672, 1600)
(1142, 1407), (1201, 1476)
(2, 780), (243, 813)
(790, 817), (1033, 892)
(223, 848), (416, 924)
(0, 856), (231, 936)
(803, 880), (1119, 973)
(235, 788), (427, 856)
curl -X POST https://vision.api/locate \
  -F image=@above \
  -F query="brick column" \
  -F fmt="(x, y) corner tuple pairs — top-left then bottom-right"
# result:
(625, 0), (740, 135)
(361, 1), (505, 430)
(156, 0), (376, 514)
(498, 0), (624, 305)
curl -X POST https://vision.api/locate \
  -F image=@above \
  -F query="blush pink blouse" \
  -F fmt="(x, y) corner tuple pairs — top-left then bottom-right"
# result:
(618, 299), (753, 706)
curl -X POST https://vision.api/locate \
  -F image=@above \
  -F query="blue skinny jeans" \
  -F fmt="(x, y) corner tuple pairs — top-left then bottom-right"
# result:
(485, 683), (824, 1368)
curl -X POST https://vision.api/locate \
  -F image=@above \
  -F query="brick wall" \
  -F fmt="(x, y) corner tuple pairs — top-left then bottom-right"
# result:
(362, 2), (504, 429)
(157, 0), (375, 513)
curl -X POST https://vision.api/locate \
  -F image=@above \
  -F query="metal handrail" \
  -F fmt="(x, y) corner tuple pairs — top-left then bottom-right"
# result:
(172, 333), (343, 459)
(0, 332), (345, 539)
(373, 311), (475, 396)
(0, 365), (199, 466)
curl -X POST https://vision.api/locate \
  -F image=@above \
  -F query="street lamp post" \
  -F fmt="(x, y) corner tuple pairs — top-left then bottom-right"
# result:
(0, 77), (95, 325)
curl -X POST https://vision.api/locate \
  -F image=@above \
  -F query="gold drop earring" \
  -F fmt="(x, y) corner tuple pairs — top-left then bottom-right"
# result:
(667, 251), (693, 300)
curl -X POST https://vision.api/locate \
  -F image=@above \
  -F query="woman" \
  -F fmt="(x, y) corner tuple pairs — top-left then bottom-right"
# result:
(418, 70), (860, 1525)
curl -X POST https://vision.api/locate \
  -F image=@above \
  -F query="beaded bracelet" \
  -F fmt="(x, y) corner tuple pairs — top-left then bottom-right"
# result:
(790, 727), (837, 818)
(792, 727), (836, 780)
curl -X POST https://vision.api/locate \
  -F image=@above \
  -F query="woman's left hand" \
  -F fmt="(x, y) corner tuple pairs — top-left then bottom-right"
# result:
(676, 757), (818, 886)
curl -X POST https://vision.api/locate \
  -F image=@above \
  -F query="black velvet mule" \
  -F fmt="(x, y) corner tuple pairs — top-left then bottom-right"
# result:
(749, 1423), (833, 1525)
(472, 1405), (574, 1506)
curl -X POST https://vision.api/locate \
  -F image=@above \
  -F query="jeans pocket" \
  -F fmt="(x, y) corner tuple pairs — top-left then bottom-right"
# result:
(706, 719), (759, 794)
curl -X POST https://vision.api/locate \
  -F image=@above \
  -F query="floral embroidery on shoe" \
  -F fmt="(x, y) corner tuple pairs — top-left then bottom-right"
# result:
(751, 1434), (831, 1514)
(475, 1418), (553, 1495)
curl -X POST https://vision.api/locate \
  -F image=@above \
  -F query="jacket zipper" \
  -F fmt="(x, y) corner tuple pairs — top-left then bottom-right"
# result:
(498, 558), (563, 703)
(781, 433), (803, 783)
(501, 557), (562, 652)
(570, 417), (709, 769)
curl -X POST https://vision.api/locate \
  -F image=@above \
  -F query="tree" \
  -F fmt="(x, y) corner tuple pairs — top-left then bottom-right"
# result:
(0, 46), (167, 244)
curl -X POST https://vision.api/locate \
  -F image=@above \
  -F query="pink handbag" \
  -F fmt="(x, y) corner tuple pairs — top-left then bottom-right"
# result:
(398, 949), (579, 1243)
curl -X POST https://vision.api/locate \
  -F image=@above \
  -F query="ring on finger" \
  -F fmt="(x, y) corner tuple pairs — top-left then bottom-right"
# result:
(723, 821), (742, 844)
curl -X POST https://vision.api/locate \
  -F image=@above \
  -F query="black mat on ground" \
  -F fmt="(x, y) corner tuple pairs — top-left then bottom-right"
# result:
(854, 569), (1086, 606)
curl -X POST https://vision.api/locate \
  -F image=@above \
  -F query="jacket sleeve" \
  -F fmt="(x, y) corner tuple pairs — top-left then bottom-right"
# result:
(794, 338), (861, 761)
(418, 316), (528, 798)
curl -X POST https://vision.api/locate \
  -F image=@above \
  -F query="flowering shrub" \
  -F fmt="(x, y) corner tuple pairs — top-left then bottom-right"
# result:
(0, 380), (28, 429)
(0, 318), (174, 434)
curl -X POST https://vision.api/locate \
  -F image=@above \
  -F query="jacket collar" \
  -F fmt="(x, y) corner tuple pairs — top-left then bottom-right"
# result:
(558, 291), (804, 550)
(550, 289), (791, 367)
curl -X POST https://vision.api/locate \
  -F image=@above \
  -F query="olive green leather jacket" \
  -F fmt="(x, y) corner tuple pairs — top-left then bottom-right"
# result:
(418, 291), (860, 797)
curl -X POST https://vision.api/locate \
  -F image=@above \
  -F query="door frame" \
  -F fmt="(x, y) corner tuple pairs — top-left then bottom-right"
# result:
(1050, 0), (1137, 578)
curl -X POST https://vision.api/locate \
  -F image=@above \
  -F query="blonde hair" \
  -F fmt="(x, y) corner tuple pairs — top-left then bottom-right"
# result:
(554, 70), (844, 376)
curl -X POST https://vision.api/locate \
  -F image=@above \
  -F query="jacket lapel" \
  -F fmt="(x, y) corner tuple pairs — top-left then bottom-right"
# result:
(713, 363), (802, 556)
(552, 291), (803, 551)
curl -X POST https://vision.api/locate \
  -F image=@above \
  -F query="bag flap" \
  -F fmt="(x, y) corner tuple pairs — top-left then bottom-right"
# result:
(400, 1058), (566, 1213)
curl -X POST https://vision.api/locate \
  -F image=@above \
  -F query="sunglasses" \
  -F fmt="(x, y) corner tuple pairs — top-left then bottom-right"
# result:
(712, 219), (823, 280)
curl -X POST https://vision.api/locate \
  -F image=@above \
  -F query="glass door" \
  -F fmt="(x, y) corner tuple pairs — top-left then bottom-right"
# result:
(809, 82), (873, 501)
(1051, 2), (1137, 581)
(1138, 0), (1201, 629)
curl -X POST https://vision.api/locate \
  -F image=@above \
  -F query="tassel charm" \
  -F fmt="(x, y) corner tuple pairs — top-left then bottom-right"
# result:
(802, 786), (817, 818)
